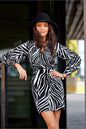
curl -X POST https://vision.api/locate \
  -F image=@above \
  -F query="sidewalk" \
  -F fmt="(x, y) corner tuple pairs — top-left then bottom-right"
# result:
(67, 93), (85, 129)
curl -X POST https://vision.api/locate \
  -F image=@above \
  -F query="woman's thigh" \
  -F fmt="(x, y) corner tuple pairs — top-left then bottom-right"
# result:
(53, 110), (61, 122)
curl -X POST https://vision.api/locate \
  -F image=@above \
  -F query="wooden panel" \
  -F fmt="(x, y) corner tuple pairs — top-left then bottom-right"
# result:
(66, 0), (84, 40)
(72, 18), (83, 39)
(67, 1), (83, 39)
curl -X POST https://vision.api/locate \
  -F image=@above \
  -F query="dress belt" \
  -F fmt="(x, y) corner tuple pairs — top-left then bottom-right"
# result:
(32, 66), (55, 71)
(32, 66), (54, 86)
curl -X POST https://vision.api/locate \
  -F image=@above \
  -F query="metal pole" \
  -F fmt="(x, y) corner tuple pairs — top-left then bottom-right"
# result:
(84, 0), (86, 129)
(1, 63), (8, 129)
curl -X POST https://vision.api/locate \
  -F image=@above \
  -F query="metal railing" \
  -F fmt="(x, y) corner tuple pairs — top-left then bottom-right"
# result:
(0, 63), (8, 129)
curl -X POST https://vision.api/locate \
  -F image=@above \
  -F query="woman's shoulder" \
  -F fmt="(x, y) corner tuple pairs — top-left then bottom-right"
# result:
(55, 42), (67, 48)
(22, 40), (35, 48)
(55, 42), (68, 53)
(23, 40), (35, 45)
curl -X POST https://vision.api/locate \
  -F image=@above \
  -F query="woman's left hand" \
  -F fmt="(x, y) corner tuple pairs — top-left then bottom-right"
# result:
(49, 69), (67, 78)
(49, 70), (62, 78)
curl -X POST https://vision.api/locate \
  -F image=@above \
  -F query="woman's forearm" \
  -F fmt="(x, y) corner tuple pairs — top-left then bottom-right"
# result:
(12, 62), (27, 80)
(13, 62), (21, 68)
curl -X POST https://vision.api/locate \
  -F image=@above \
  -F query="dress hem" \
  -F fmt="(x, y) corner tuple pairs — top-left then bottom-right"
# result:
(38, 105), (65, 114)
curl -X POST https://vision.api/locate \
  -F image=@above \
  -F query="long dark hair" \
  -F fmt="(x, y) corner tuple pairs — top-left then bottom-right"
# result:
(33, 24), (57, 58)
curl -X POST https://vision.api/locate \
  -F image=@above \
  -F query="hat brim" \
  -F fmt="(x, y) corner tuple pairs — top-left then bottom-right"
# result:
(29, 20), (57, 29)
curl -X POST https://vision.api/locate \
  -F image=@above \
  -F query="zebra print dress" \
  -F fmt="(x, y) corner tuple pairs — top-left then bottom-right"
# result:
(1, 40), (81, 114)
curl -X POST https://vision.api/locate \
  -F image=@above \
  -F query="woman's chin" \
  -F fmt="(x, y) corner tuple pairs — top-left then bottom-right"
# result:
(40, 34), (46, 37)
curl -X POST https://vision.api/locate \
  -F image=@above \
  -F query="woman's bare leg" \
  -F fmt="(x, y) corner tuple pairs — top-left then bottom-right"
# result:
(41, 111), (58, 129)
(53, 110), (61, 129)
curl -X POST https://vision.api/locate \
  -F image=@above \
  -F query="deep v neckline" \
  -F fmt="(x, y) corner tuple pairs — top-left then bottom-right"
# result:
(41, 41), (50, 52)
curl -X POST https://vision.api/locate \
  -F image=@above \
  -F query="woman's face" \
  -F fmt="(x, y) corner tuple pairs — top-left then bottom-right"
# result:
(36, 22), (49, 39)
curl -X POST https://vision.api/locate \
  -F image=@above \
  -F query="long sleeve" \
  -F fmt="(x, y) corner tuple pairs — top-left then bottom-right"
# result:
(0, 40), (31, 66)
(55, 42), (81, 75)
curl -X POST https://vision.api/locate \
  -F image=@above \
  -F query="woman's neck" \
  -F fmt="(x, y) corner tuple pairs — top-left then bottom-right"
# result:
(43, 37), (48, 44)
(43, 36), (46, 42)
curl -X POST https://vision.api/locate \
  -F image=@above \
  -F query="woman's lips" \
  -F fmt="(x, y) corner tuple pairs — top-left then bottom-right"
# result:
(40, 32), (45, 34)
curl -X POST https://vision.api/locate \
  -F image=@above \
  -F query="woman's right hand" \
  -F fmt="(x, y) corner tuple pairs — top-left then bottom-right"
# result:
(13, 63), (27, 80)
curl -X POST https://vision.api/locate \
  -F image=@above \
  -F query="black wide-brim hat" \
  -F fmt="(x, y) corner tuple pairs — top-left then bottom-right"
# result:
(30, 12), (57, 29)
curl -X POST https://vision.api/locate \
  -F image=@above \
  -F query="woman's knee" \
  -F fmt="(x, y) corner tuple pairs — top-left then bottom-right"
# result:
(48, 122), (58, 129)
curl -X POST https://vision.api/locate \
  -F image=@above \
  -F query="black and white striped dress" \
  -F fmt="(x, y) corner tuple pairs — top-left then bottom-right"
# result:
(1, 40), (81, 114)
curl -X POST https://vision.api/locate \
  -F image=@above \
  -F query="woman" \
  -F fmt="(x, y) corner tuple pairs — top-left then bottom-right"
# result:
(1, 12), (81, 129)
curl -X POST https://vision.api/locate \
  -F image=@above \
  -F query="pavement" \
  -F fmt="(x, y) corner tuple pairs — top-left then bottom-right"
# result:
(67, 93), (85, 129)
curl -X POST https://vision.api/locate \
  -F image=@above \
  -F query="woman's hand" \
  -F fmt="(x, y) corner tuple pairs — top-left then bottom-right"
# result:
(49, 69), (67, 78)
(13, 63), (27, 80)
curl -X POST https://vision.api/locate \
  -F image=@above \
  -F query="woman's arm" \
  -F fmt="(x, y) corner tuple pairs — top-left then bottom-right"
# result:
(56, 42), (81, 74)
(49, 42), (81, 79)
(13, 62), (27, 80)
(1, 40), (31, 66)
